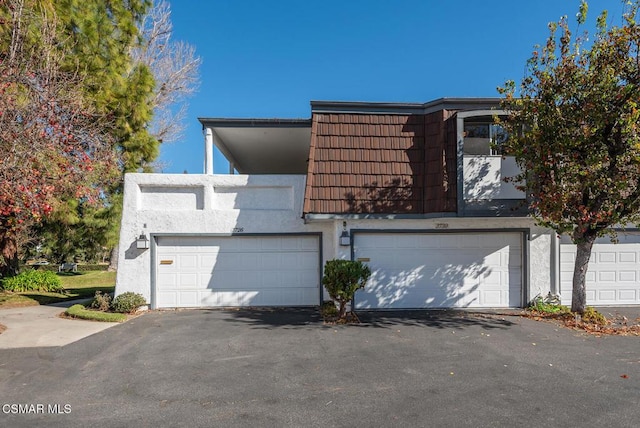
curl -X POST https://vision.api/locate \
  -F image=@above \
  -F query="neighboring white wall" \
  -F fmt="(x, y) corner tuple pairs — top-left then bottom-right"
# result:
(463, 156), (524, 200)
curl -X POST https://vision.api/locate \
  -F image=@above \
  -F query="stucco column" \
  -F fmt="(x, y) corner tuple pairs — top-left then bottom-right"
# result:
(204, 127), (214, 175)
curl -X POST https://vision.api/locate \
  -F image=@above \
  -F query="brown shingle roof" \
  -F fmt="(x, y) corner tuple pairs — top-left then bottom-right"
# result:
(303, 110), (457, 215)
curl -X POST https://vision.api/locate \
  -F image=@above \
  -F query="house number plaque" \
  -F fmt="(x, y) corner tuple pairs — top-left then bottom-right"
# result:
(435, 223), (449, 229)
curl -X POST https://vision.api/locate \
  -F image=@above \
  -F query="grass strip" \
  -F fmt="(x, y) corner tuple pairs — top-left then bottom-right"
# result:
(0, 271), (115, 308)
(65, 304), (126, 323)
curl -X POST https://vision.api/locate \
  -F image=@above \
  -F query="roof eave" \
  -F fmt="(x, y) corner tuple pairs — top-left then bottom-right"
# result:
(310, 97), (502, 115)
(198, 118), (312, 129)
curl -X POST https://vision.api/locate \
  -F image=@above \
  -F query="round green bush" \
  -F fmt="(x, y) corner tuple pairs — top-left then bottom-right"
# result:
(111, 292), (147, 313)
(1, 270), (64, 293)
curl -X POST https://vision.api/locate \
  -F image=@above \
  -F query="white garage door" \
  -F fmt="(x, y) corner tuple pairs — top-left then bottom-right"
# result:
(155, 235), (320, 308)
(560, 233), (640, 306)
(353, 232), (522, 309)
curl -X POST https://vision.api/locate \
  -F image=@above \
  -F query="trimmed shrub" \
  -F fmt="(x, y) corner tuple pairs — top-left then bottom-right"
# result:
(322, 259), (371, 320)
(90, 291), (112, 311)
(1, 270), (64, 293)
(111, 292), (147, 313)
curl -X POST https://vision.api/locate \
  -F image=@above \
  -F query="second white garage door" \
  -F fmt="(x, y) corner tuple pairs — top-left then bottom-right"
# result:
(353, 232), (522, 309)
(560, 233), (640, 306)
(155, 235), (320, 308)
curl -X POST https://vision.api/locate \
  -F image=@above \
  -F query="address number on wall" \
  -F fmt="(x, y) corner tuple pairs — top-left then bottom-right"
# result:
(435, 223), (449, 229)
(232, 227), (244, 233)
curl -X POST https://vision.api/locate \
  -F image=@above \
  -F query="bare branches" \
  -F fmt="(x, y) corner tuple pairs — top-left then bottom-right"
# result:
(132, 0), (201, 144)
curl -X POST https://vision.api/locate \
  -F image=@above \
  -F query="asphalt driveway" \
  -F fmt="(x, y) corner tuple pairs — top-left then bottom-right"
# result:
(0, 308), (638, 427)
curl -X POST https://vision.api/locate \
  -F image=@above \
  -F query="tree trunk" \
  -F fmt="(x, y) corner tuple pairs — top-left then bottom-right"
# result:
(338, 300), (347, 320)
(107, 244), (119, 272)
(571, 234), (596, 314)
(0, 226), (20, 277)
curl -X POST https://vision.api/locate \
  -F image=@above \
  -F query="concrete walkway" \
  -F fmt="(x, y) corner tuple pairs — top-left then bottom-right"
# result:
(0, 301), (120, 349)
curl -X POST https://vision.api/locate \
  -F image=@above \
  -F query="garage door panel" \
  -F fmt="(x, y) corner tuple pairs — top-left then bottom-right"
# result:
(597, 289), (616, 301)
(178, 254), (198, 269)
(560, 233), (640, 306)
(157, 291), (177, 307)
(156, 272), (177, 289)
(261, 253), (280, 269)
(279, 238), (307, 251)
(480, 290), (503, 306)
(598, 271), (616, 282)
(478, 270), (502, 286)
(215, 253), (241, 268)
(619, 252), (637, 263)
(619, 271), (636, 282)
(208, 291), (258, 306)
(177, 273), (198, 287)
(178, 290), (198, 306)
(355, 232), (522, 309)
(483, 251), (502, 266)
(156, 235), (319, 308)
(299, 252), (320, 268)
(598, 252), (616, 263)
(619, 289), (638, 301)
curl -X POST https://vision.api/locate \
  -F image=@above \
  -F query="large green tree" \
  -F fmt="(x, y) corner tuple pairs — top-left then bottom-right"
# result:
(56, 0), (157, 173)
(0, 0), (158, 276)
(38, 1), (199, 270)
(0, 0), (121, 276)
(499, 1), (640, 313)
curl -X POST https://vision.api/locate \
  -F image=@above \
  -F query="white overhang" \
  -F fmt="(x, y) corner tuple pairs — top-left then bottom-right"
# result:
(198, 118), (312, 174)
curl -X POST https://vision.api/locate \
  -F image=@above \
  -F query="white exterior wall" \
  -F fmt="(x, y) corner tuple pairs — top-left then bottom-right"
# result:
(117, 173), (554, 307)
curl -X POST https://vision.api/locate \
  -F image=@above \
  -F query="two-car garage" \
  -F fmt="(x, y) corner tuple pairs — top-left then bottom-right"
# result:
(353, 231), (524, 309)
(154, 235), (321, 308)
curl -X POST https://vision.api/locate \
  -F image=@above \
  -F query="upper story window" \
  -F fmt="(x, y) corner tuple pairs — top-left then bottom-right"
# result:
(463, 118), (507, 156)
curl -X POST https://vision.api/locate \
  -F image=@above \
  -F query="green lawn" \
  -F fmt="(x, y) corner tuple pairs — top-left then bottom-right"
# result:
(0, 271), (116, 308)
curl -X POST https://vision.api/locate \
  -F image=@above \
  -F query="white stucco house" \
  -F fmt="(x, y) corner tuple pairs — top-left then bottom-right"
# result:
(116, 98), (640, 309)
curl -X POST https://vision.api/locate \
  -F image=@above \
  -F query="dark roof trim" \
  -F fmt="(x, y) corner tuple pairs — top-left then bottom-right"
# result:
(199, 118), (311, 128)
(304, 213), (458, 222)
(310, 98), (502, 115)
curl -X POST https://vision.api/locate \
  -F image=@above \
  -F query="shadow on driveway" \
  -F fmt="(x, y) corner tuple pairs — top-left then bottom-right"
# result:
(355, 309), (516, 330)
(214, 307), (323, 329)
(214, 307), (516, 331)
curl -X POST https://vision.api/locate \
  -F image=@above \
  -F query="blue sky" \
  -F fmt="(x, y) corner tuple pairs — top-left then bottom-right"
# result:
(159, 0), (617, 174)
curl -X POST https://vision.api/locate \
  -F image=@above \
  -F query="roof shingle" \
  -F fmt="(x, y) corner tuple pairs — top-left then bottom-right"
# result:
(303, 110), (457, 215)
